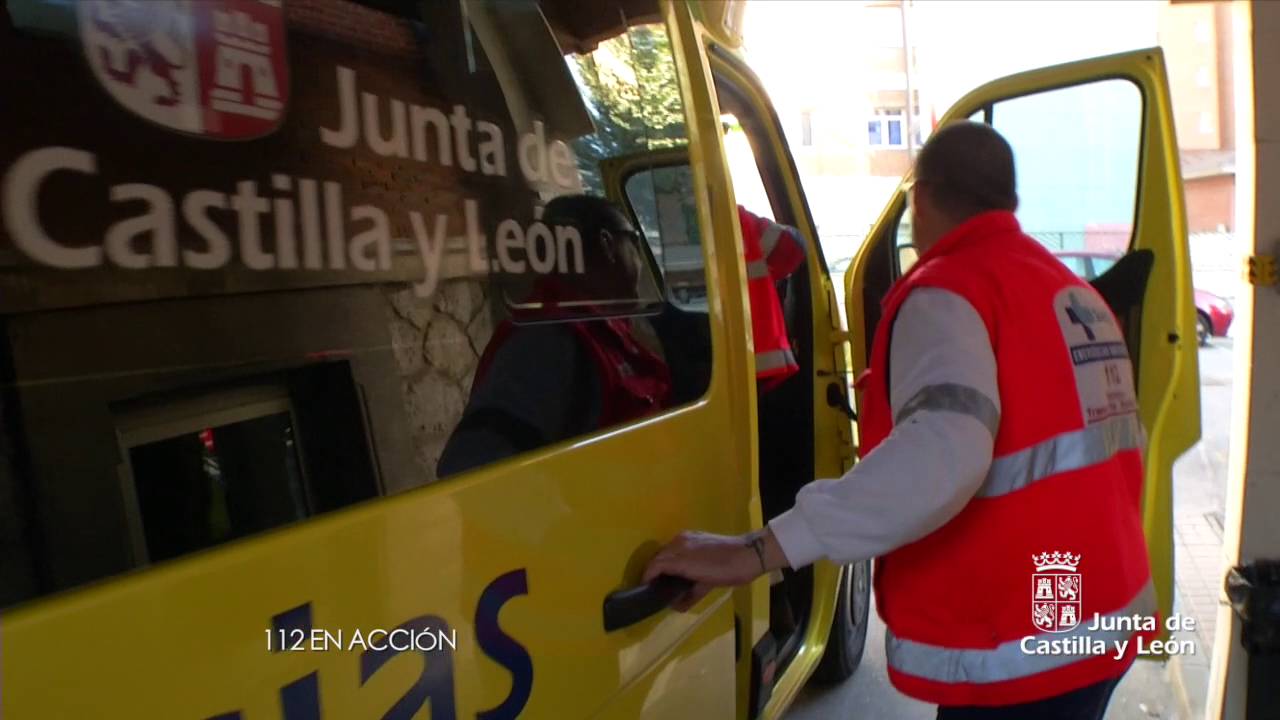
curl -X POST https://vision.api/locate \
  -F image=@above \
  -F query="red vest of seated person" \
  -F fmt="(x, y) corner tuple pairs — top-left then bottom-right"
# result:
(437, 194), (671, 477)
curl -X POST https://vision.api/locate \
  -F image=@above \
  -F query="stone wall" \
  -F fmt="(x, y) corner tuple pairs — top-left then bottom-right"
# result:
(382, 279), (496, 489)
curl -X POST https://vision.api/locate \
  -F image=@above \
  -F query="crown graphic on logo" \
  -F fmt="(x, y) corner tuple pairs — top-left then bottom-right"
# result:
(1032, 551), (1081, 572)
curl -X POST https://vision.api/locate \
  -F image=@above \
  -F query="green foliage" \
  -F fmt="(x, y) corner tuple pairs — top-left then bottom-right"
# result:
(569, 26), (687, 192)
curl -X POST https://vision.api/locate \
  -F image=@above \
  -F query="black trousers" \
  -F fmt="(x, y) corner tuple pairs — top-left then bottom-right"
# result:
(935, 675), (1123, 720)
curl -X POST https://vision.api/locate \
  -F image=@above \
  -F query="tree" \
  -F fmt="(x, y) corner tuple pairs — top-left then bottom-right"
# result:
(568, 25), (687, 193)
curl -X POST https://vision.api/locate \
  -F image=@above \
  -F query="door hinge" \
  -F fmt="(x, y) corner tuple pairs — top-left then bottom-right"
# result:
(1246, 254), (1278, 287)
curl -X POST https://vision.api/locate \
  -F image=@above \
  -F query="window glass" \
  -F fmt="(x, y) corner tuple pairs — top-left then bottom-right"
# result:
(869, 109), (908, 148)
(1057, 254), (1090, 278)
(866, 110), (921, 150)
(0, 0), (704, 606)
(623, 108), (774, 316)
(625, 165), (706, 310)
(1092, 255), (1118, 276)
(121, 390), (309, 564)
(887, 118), (903, 146)
(991, 79), (1141, 256)
(892, 81), (1140, 282)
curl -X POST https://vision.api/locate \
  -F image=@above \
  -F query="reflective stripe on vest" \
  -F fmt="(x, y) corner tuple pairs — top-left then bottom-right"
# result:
(886, 579), (1157, 685)
(759, 223), (786, 256)
(891, 383), (1144, 499)
(756, 348), (797, 373)
(895, 383), (1000, 437)
(746, 259), (771, 280)
(978, 413), (1145, 498)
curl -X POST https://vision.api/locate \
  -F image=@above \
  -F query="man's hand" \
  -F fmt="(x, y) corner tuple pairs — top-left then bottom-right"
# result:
(642, 528), (789, 611)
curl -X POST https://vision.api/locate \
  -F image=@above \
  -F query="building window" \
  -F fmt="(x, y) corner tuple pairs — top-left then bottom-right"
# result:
(1199, 110), (1213, 134)
(801, 110), (813, 146)
(868, 109), (903, 147)
(1196, 65), (1211, 88)
(868, 109), (924, 149)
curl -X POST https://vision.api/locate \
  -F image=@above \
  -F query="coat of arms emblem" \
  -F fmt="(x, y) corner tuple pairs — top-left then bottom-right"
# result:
(79, 0), (288, 139)
(1032, 551), (1082, 633)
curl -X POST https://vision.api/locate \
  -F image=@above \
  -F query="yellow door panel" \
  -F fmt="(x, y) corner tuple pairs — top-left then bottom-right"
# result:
(595, 597), (738, 719)
(845, 48), (1198, 637)
(2, 403), (747, 718)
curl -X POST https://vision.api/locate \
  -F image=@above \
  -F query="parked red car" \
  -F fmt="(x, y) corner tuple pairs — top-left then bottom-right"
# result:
(1194, 288), (1235, 345)
(1054, 251), (1233, 346)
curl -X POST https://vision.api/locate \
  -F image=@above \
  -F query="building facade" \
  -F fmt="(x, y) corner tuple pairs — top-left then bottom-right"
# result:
(1161, 0), (1236, 233)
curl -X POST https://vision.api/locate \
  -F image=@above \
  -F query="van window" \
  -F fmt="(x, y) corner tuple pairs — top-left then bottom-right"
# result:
(1092, 255), (1118, 277)
(625, 165), (705, 308)
(891, 80), (1141, 281)
(990, 79), (1142, 256)
(120, 387), (309, 565)
(0, 0), (703, 606)
(1057, 254), (1091, 278)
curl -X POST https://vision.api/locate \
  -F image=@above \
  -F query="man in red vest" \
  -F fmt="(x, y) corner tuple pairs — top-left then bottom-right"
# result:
(644, 122), (1153, 718)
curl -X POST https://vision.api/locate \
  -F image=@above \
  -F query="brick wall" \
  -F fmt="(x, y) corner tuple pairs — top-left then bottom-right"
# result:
(1185, 174), (1235, 233)
(287, 0), (420, 58)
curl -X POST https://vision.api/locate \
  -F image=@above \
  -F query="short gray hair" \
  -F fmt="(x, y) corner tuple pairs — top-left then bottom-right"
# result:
(914, 121), (1019, 218)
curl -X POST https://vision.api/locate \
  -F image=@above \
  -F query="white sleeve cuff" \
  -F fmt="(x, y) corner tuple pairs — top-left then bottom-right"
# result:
(768, 506), (827, 569)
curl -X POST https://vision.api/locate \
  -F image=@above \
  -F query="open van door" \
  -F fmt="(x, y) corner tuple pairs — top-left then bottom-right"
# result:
(844, 49), (1200, 640)
(601, 138), (870, 717)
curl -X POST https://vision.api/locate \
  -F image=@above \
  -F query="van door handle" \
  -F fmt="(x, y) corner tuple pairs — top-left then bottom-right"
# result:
(826, 381), (857, 421)
(602, 574), (694, 632)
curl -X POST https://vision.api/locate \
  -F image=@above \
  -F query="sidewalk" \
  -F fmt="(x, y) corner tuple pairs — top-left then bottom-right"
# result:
(1164, 337), (1236, 719)
(1168, 508), (1222, 719)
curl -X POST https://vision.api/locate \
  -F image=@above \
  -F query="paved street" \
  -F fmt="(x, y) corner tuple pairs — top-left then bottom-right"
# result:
(787, 339), (1236, 720)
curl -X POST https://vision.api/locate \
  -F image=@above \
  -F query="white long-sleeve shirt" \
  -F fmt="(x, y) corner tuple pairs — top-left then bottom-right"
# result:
(768, 287), (1002, 568)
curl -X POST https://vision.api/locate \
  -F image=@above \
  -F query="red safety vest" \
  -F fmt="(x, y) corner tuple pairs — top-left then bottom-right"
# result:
(474, 313), (670, 430)
(738, 205), (804, 388)
(859, 211), (1155, 706)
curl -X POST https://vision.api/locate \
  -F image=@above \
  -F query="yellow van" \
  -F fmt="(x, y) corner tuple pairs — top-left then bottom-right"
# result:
(0, 1), (1197, 717)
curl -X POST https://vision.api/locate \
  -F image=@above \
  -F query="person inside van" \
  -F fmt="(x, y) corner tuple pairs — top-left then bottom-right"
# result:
(436, 194), (671, 477)
(738, 203), (806, 391)
(721, 118), (808, 390)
